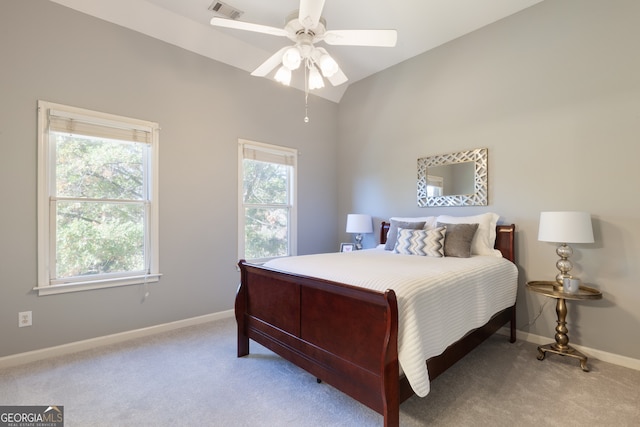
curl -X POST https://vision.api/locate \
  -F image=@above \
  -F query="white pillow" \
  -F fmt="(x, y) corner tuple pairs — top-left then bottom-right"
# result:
(436, 213), (501, 257)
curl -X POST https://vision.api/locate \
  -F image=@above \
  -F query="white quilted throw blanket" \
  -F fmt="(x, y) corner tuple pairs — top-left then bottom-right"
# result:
(265, 249), (518, 397)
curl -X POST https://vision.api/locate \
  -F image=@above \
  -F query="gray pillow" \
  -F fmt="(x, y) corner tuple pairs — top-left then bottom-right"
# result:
(437, 222), (479, 258)
(384, 220), (426, 251)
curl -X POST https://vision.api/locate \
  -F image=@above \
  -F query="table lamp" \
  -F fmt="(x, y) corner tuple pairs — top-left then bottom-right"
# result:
(538, 211), (594, 286)
(346, 214), (373, 250)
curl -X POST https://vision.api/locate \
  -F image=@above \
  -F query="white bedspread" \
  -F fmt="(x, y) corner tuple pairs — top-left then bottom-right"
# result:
(264, 248), (518, 397)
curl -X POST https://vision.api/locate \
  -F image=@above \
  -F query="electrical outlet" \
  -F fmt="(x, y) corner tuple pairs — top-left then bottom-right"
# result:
(19, 311), (32, 327)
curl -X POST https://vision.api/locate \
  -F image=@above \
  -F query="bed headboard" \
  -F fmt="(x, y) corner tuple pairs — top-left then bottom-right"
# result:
(379, 221), (516, 263)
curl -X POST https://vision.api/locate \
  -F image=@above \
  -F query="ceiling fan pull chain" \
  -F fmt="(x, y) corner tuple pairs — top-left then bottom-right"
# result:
(304, 64), (310, 123)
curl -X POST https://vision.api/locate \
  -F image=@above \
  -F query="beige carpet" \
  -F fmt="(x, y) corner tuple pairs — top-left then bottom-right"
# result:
(1, 317), (638, 426)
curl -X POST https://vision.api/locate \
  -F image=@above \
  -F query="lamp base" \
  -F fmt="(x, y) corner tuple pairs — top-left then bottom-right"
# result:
(355, 234), (363, 250)
(554, 243), (573, 286)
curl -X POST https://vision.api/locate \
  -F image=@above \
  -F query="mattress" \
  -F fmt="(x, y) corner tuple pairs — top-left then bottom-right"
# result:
(264, 248), (518, 397)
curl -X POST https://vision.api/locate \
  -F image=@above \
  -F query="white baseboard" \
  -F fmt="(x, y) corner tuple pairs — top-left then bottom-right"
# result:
(0, 310), (234, 369)
(497, 327), (640, 371)
(4, 316), (637, 373)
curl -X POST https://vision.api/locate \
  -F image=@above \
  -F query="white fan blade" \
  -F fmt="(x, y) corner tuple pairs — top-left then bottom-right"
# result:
(326, 68), (348, 86)
(298, 0), (326, 30)
(210, 17), (288, 37)
(251, 46), (289, 77)
(324, 29), (397, 47)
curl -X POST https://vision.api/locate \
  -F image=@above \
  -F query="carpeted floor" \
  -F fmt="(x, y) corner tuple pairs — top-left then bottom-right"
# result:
(1, 317), (638, 426)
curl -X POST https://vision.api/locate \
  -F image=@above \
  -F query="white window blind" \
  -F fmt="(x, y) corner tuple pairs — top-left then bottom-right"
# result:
(242, 145), (296, 166)
(48, 109), (152, 143)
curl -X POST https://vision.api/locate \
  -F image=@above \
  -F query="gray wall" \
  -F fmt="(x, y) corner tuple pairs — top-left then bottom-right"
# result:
(338, 0), (640, 360)
(0, 1), (338, 357)
(3, 0), (639, 365)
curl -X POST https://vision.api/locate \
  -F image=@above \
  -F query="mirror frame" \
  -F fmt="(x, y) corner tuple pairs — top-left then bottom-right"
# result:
(417, 148), (488, 207)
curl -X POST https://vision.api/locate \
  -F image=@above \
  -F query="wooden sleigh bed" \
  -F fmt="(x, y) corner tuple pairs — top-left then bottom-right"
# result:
(236, 222), (516, 427)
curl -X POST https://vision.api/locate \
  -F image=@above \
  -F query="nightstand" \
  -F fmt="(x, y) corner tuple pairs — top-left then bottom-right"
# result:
(526, 280), (602, 371)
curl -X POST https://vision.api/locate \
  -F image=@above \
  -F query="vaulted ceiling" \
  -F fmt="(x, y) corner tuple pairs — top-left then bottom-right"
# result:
(50, 0), (543, 102)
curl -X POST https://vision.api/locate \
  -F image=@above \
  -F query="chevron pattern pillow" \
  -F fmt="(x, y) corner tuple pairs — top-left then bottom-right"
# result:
(394, 226), (446, 257)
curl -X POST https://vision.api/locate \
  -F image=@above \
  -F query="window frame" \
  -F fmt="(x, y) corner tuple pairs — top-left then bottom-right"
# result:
(36, 100), (160, 296)
(238, 139), (297, 264)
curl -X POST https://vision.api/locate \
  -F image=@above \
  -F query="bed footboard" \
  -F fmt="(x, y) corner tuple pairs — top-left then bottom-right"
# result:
(237, 260), (401, 426)
(236, 223), (516, 426)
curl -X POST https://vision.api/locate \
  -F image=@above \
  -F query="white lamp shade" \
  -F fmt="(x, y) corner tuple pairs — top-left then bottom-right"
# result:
(274, 66), (291, 86)
(346, 214), (373, 234)
(538, 211), (594, 243)
(308, 66), (325, 90)
(282, 47), (301, 70)
(319, 53), (339, 77)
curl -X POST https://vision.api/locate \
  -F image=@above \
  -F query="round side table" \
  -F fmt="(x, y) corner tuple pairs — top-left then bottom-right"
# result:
(526, 280), (602, 371)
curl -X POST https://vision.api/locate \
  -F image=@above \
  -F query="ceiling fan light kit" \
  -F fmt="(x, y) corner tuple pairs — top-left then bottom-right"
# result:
(274, 66), (292, 86)
(282, 47), (302, 70)
(211, 0), (397, 121)
(307, 66), (325, 90)
(318, 53), (338, 77)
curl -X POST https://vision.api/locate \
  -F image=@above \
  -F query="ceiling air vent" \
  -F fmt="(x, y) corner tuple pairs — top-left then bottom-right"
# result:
(208, 1), (244, 20)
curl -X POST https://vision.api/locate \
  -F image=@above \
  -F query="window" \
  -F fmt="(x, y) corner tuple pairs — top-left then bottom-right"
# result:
(238, 139), (297, 263)
(36, 101), (160, 295)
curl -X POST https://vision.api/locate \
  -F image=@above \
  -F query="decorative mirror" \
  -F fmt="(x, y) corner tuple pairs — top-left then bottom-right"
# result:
(417, 148), (488, 207)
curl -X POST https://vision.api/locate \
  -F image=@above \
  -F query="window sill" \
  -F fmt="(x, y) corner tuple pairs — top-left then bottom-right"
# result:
(33, 274), (162, 296)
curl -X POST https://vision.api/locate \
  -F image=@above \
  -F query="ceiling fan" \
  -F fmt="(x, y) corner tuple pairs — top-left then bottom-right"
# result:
(210, 0), (397, 91)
